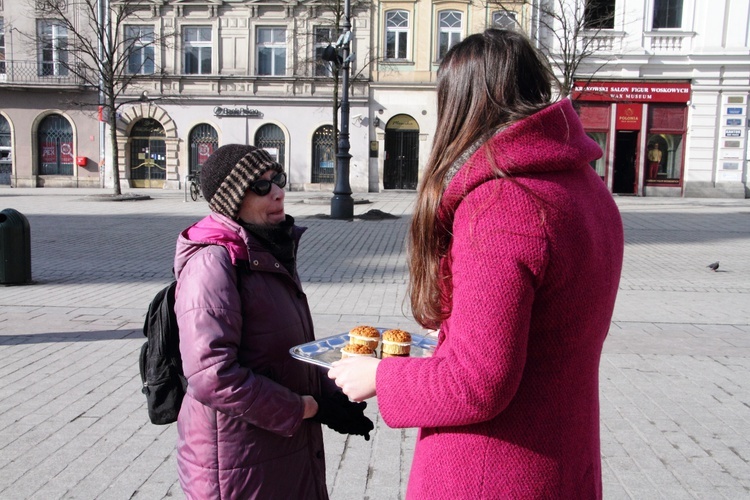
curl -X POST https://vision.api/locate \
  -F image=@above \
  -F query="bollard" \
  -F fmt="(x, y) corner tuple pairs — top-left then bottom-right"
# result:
(0, 208), (32, 285)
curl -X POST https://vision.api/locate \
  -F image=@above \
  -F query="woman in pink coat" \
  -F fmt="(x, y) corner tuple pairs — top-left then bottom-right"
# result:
(329, 30), (624, 498)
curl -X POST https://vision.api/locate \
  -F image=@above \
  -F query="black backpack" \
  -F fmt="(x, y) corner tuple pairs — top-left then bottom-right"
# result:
(139, 280), (185, 425)
(139, 263), (247, 424)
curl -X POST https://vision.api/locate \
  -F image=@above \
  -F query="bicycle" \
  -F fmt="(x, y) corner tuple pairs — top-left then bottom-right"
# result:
(188, 171), (202, 201)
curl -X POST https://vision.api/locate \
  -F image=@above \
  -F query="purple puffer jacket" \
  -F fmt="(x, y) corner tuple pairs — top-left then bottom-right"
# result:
(173, 213), (328, 499)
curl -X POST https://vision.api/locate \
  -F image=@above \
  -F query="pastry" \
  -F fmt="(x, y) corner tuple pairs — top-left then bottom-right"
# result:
(341, 343), (376, 358)
(348, 325), (381, 350)
(381, 329), (412, 357)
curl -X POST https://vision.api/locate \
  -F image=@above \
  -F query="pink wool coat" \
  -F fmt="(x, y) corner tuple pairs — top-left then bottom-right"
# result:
(376, 99), (624, 499)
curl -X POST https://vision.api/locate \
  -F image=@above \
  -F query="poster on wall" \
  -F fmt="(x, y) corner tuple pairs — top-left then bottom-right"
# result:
(41, 143), (57, 164)
(197, 143), (214, 165)
(60, 142), (74, 164)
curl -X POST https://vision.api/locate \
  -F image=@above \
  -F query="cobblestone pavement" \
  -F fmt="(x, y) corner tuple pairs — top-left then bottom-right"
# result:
(0, 187), (748, 499)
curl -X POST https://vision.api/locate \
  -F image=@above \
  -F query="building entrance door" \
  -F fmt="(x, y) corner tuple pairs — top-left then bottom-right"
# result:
(613, 131), (638, 194)
(129, 119), (166, 188)
(384, 114), (419, 190)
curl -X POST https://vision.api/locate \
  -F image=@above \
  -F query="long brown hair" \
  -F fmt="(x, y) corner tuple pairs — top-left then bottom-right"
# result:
(408, 29), (558, 329)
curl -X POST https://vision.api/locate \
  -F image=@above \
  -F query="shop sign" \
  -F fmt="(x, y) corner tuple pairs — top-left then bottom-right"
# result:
(213, 106), (263, 117)
(724, 129), (742, 137)
(615, 103), (642, 130)
(572, 81), (691, 103)
(722, 162), (739, 170)
(726, 119), (742, 126)
(726, 107), (743, 115)
(387, 115), (419, 130)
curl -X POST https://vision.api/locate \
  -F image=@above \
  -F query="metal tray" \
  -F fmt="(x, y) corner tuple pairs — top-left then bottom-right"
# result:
(290, 328), (437, 369)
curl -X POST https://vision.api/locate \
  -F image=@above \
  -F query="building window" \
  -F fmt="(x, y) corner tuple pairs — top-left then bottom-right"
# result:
(646, 134), (682, 181)
(314, 27), (336, 77)
(584, 0), (615, 29)
(437, 11), (462, 60)
(188, 124), (218, 176)
(586, 132), (607, 179)
(38, 114), (74, 175)
(0, 115), (11, 185)
(255, 123), (285, 166)
(311, 125), (335, 183)
(0, 18), (6, 74)
(125, 26), (155, 75)
(257, 27), (286, 76)
(492, 11), (517, 30)
(385, 10), (409, 60)
(38, 20), (68, 76)
(653, 0), (682, 29)
(184, 27), (212, 75)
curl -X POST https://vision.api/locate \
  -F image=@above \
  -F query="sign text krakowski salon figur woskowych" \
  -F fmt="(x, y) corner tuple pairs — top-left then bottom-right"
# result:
(572, 82), (691, 103)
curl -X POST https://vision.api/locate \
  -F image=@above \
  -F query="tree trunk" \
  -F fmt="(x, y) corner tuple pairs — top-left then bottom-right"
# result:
(107, 100), (121, 195)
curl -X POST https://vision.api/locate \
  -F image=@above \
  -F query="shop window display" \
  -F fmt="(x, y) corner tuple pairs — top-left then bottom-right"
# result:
(586, 132), (607, 179)
(646, 133), (683, 182)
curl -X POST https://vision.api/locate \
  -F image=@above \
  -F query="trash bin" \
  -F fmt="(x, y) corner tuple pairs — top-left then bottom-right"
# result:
(0, 208), (32, 285)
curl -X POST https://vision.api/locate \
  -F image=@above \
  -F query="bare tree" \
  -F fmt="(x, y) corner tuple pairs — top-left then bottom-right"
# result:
(27, 0), (172, 195)
(487, 0), (615, 95)
(305, 0), (380, 154)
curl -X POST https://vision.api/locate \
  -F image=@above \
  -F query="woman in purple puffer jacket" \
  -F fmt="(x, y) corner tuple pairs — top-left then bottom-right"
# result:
(329, 30), (624, 498)
(173, 145), (372, 499)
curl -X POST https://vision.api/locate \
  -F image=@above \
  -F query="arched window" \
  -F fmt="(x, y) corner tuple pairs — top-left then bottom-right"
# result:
(311, 125), (335, 183)
(385, 10), (409, 60)
(188, 124), (218, 176)
(254, 124), (285, 167)
(437, 11), (462, 60)
(493, 11), (517, 30)
(38, 114), (74, 175)
(129, 118), (166, 188)
(0, 115), (11, 185)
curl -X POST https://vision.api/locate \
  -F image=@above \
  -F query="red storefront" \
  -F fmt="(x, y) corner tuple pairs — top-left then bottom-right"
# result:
(572, 81), (691, 196)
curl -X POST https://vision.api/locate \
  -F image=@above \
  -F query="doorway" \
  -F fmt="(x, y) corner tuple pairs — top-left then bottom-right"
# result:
(613, 131), (638, 194)
(129, 119), (167, 188)
(384, 114), (419, 190)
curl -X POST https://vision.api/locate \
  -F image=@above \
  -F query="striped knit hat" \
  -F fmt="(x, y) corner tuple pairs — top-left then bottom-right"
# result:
(200, 144), (284, 219)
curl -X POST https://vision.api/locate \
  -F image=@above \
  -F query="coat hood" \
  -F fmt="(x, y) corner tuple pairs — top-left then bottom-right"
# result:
(174, 213), (248, 278)
(440, 99), (602, 220)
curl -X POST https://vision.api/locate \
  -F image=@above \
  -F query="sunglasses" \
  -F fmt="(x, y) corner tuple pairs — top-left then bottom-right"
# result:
(248, 172), (287, 196)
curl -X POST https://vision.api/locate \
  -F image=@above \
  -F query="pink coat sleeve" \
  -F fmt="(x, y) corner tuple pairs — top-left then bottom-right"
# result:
(377, 181), (549, 428)
(176, 247), (304, 437)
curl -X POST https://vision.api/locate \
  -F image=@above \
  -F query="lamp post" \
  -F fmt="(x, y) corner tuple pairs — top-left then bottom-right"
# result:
(330, 0), (354, 220)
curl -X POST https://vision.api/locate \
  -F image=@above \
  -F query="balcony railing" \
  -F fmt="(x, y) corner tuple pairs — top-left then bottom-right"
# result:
(581, 30), (625, 54)
(644, 31), (695, 54)
(0, 60), (86, 86)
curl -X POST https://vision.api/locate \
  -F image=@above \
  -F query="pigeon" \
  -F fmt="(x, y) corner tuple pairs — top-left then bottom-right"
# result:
(707, 261), (719, 271)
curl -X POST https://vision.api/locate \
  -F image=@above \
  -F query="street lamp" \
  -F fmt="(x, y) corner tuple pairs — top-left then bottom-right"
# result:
(327, 0), (354, 220)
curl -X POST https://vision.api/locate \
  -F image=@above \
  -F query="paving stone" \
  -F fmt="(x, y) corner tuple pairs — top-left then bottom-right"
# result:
(0, 189), (748, 498)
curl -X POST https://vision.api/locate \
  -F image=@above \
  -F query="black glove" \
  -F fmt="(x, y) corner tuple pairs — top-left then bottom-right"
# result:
(312, 391), (374, 440)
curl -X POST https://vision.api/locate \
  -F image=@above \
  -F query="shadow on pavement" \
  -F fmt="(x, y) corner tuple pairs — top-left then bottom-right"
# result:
(0, 329), (141, 344)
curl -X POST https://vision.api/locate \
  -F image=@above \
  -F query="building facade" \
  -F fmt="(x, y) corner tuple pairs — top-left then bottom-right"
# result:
(0, 0), (372, 192)
(1, 0), (748, 197)
(367, 0), (748, 198)
(564, 0), (749, 198)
